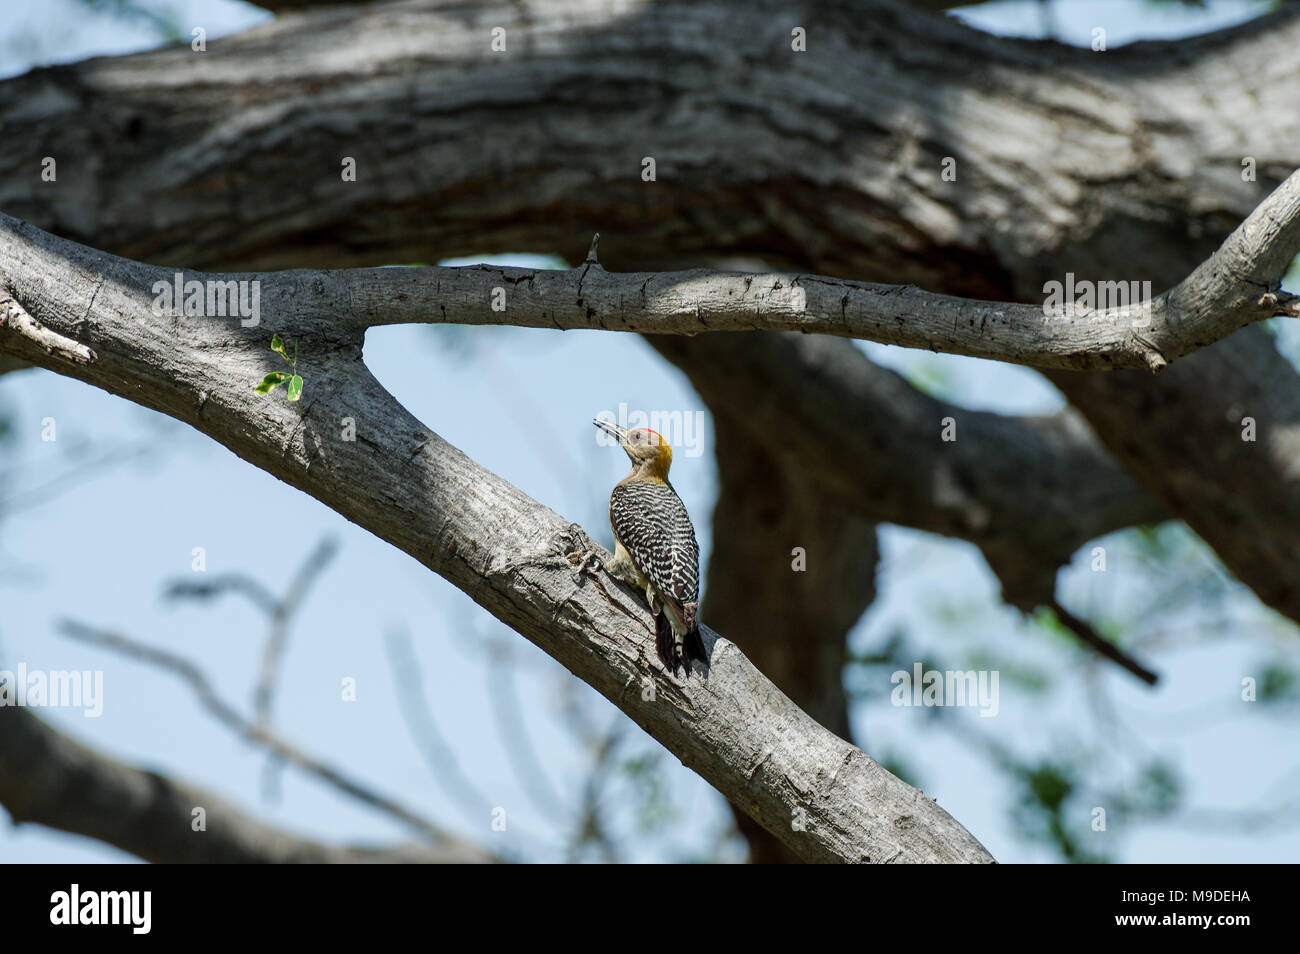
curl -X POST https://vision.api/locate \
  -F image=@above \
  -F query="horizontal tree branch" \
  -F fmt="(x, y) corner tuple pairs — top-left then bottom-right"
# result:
(331, 166), (1300, 370)
(10, 165), (1289, 375)
(0, 213), (994, 863)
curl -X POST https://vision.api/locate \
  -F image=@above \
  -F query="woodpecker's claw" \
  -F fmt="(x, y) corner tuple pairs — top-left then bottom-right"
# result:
(566, 547), (602, 579)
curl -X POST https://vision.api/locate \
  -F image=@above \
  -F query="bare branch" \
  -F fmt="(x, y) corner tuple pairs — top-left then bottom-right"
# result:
(57, 620), (472, 851)
(163, 574), (279, 615)
(253, 535), (339, 730)
(0, 284), (95, 365)
(5, 167), (1296, 374)
(383, 628), (496, 824)
(0, 702), (493, 863)
(1047, 599), (1159, 687)
(328, 169), (1300, 371)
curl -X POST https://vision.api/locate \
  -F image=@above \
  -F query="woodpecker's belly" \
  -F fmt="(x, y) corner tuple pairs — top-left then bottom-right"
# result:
(608, 479), (700, 605)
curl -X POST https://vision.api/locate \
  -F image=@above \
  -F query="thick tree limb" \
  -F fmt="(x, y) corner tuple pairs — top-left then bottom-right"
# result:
(8, 181), (1299, 372)
(8, 162), (1288, 373)
(0, 703), (493, 863)
(6, 0), (1297, 285)
(649, 333), (1165, 608)
(701, 411), (881, 862)
(650, 332), (1164, 681)
(0, 215), (994, 863)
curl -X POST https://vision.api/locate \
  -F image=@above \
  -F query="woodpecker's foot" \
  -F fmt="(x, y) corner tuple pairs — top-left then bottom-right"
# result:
(565, 547), (603, 580)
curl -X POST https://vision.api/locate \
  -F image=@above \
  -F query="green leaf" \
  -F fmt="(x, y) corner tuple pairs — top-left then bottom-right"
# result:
(286, 375), (304, 402)
(271, 334), (288, 361)
(254, 371), (290, 394)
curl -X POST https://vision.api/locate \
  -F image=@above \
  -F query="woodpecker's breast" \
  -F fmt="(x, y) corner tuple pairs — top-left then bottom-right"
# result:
(608, 479), (699, 604)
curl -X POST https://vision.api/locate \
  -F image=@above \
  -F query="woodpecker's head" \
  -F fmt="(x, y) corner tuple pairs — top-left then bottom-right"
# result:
(594, 418), (672, 480)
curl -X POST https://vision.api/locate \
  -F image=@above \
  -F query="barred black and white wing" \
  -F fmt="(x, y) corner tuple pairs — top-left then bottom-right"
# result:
(608, 480), (700, 612)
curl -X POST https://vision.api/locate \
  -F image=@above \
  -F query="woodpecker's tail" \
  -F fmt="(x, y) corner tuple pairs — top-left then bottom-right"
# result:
(656, 604), (705, 675)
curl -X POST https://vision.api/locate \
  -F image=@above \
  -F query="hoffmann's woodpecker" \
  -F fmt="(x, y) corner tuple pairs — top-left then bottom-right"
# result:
(593, 418), (704, 673)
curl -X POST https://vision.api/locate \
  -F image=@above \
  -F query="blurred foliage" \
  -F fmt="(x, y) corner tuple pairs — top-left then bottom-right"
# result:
(619, 752), (676, 833)
(844, 509), (1294, 863)
(900, 359), (951, 399)
(1257, 661), (1299, 704)
(1008, 760), (1108, 863)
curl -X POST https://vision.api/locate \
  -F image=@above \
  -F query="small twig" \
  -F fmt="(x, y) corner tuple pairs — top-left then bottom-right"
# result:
(163, 574), (279, 615)
(1131, 334), (1169, 375)
(254, 535), (339, 731)
(58, 619), (455, 845)
(0, 284), (96, 364)
(486, 644), (569, 821)
(1048, 598), (1159, 686)
(162, 536), (340, 800)
(1260, 290), (1300, 318)
(383, 627), (495, 824)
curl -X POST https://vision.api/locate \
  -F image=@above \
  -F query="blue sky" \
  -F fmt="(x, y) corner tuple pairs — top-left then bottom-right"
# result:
(1, 0), (1296, 864)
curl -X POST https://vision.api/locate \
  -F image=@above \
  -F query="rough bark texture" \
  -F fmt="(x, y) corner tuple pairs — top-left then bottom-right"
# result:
(5, 0), (1297, 281)
(206, 220), (1300, 372)
(0, 214), (995, 863)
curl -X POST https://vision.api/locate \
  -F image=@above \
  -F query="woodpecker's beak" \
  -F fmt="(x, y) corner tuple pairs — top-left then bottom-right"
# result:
(594, 418), (627, 444)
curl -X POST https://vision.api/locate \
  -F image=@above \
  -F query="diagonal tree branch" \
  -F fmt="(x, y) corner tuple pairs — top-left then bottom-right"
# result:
(0, 214), (994, 863)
